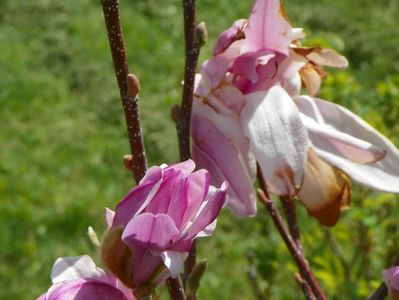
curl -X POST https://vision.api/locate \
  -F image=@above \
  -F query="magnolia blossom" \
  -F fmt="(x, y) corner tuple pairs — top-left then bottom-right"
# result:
(37, 255), (134, 300)
(191, 0), (399, 226)
(101, 160), (227, 290)
(384, 266), (399, 300)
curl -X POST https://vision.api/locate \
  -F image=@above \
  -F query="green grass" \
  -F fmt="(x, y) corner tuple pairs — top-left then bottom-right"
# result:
(1, 0), (399, 299)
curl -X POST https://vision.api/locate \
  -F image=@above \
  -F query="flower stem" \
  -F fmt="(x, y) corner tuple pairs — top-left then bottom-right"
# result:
(257, 169), (327, 300)
(101, 0), (147, 183)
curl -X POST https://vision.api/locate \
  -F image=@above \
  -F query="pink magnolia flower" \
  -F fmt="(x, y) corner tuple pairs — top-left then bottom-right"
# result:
(101, 160), (227, 290)
(37, 255), (134, 300)
(384, 266), (399, 300)
(192, 0), (399, 226)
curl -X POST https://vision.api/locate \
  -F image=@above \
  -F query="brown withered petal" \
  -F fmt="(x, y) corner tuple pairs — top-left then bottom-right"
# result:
(298, 148), (351, 227)
(299, 64), (321, 96)
(101, 227), (133, 288)
(292, 47), (348, 69)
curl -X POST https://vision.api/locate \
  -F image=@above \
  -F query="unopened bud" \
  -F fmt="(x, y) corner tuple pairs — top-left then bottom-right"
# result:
(196, 21), (208, 48)
(127, 73), (140, 98)
(101, 227), (133, 288)
(170, 104), (180, 124)
(123, 154), (133, 171)
(87, 226), (100, 247)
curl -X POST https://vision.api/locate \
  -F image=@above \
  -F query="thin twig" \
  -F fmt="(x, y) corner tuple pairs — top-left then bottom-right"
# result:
(178, 0), (200, 162)
(257, 170), (327, 300)
(101, 0), (147, 183)
(178, 0), (201, 289)
(295, 273), (317, 300)
(367, 255), (399, 300)
(281, 196), (317, 299)
(281, 196), (302, 253)
(166, 277), (187, 300)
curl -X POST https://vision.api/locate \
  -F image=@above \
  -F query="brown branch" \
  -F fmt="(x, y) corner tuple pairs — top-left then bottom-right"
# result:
(166, 277), (187, 300)
(178, 0), (200, 162)
(295, 273), (316, 300)
(101, 0), (147, 183)
(178, 0), (201, 290)
(281, 196), (302, 253)
(257, 170), (327, 300)
(367, 255), (399, 300)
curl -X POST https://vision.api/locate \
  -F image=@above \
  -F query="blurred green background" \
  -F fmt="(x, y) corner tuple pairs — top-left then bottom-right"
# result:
(1, 0), (398, 299)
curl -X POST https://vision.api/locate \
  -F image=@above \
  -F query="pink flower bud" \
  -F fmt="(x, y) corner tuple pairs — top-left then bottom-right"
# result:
(101, 160), (227, 290)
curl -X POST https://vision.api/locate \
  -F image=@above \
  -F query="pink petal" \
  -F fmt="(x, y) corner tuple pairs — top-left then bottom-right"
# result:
(145, 171), (181, 215)
(196, 57), (229, 97)
(230, 50), (276, 83)
(213, 19), (247, 56)
(112, 182), (156, 228)
(139, 165), (163, 185)
(122, 213), (180, 251)
(165, 171), (187, 229)
(242, 86), (308, 195)
(244, 0), (292, 55)
(211, 85), (246, 115)
(47, 280), (129, 300)
(184, 182), (227, 240)
(384, 267), (399, 291)
(128, 244), (163, 287)
(305, 97), (399, 193)
(191, 106), (256, 217)
(163, 159), (196, 176)
(179, 170), (210, 229)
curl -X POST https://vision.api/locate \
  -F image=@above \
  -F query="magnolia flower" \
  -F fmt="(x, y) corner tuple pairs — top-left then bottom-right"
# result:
(191, 0), (399, 226)
(384, 266), (399, 300)
(37, 255), (134, 300)
(101, 160), (227, 292)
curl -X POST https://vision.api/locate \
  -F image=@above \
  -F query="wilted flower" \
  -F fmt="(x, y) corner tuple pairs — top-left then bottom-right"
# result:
(37, 255), (134, 300)
(101, 160), (227, 293)
(191, 0), (399, 226)
(384, 266), (399, 300)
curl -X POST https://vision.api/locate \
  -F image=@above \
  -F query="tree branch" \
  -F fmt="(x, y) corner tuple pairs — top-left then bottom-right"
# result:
(257, 169), (327, 300)
(101, 0), (147, 183)
(281, 196), (302, 253)
(178, 0), (200, 162)
(295, 273), (316, 300)
(166, 277), (187, 300)
(178, 0), (201, 290)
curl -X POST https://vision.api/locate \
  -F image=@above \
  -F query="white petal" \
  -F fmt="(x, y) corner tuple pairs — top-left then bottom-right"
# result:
(159, 251), (185, 278)
(51, 255), (104, 284)
(295, 96), (386, 164)
(242, 86), (308, 195)
(305, 97), (399, 193)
